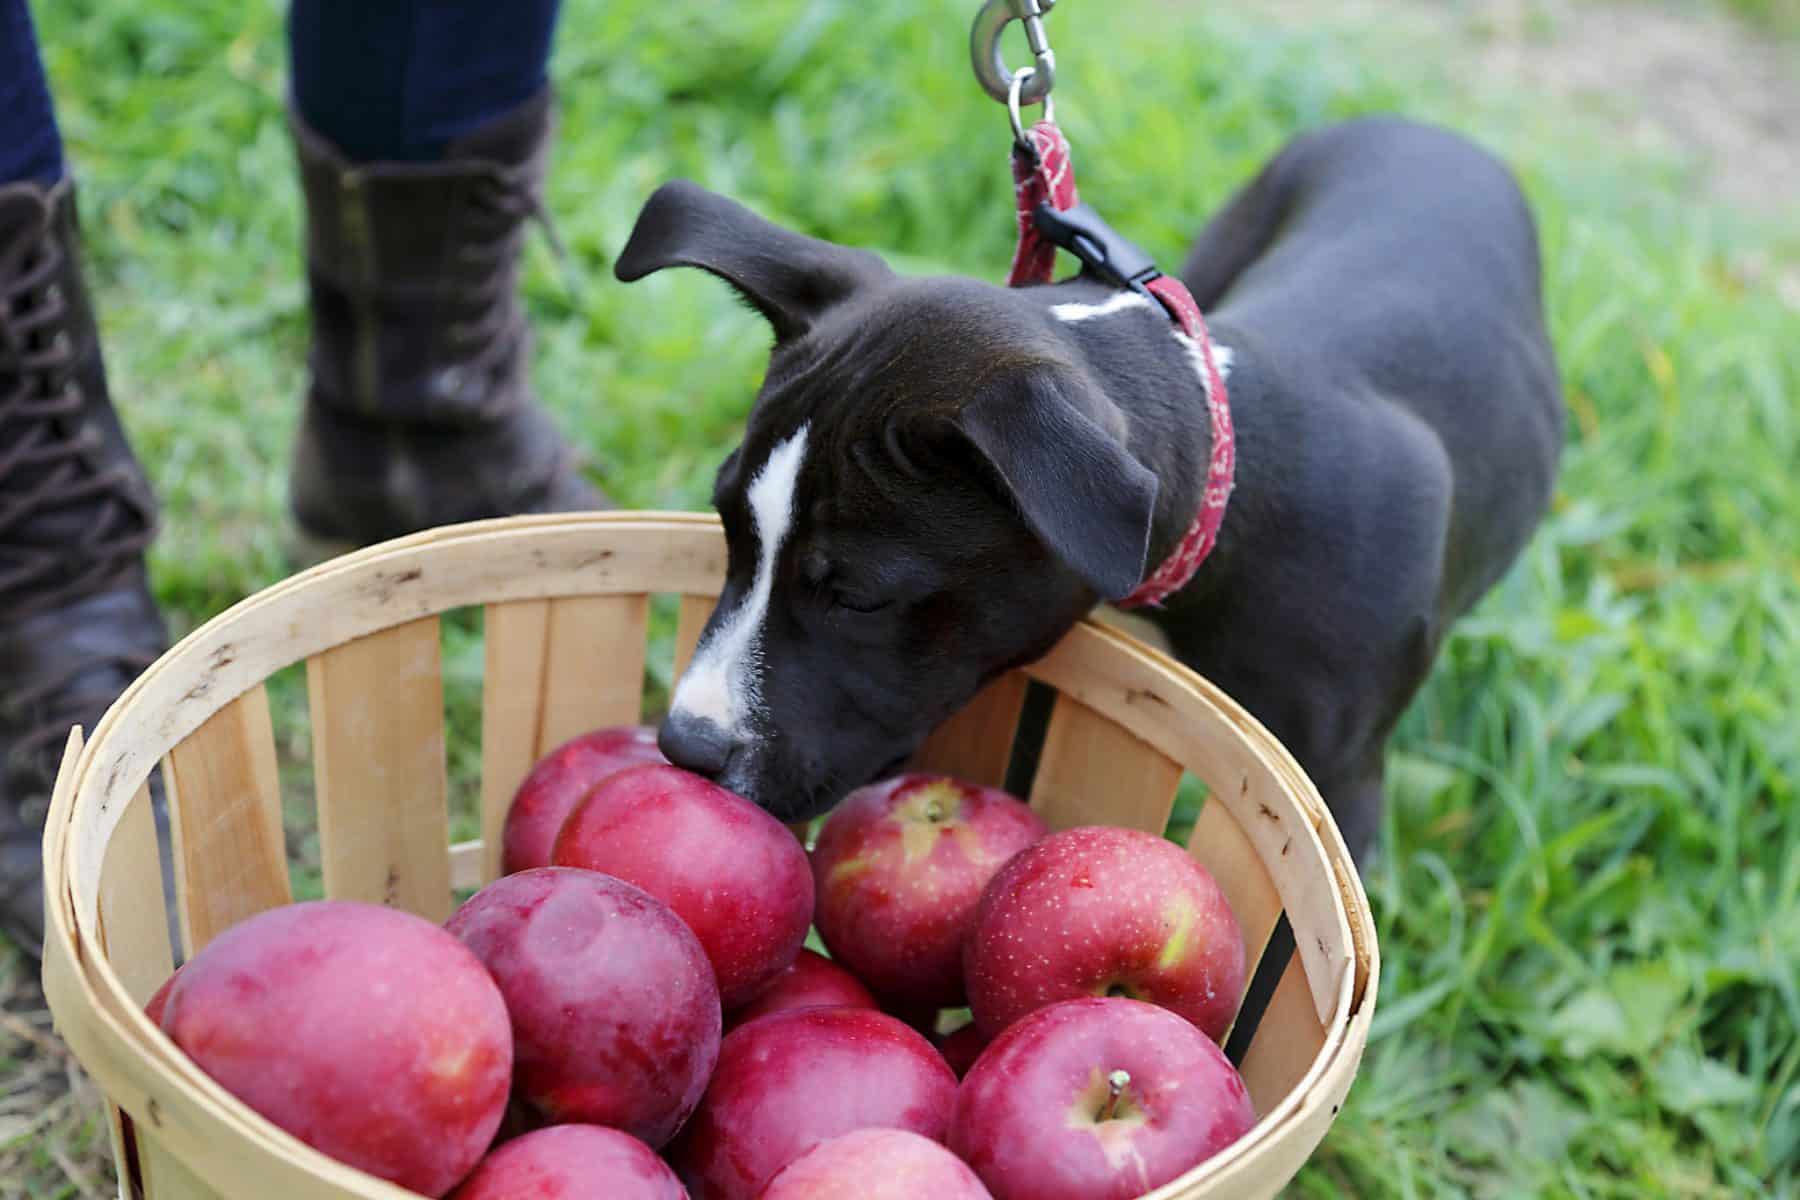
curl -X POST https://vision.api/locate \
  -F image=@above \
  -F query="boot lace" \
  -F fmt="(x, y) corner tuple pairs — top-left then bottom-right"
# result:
(446, 163), (575, 380)
(1, 196), (161, 827)
(0, 202), (155, 611)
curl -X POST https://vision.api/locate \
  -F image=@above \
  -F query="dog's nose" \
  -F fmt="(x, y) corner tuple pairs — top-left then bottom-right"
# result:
(658, 709), (735, 780)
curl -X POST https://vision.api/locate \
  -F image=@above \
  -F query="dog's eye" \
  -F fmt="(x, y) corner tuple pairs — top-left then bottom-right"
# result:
(830, 588), (892, 615)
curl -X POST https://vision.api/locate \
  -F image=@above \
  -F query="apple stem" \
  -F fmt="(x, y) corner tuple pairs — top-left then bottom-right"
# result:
(1098, 1069), (1132, 1121)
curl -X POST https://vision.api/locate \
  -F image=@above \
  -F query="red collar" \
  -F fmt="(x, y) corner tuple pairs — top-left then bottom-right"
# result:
(1007, 120), (1235, 610)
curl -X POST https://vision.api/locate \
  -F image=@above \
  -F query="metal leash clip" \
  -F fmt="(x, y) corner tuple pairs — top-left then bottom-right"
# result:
(972, 0), (1058, 106)
(1007, 67), (1056, 149)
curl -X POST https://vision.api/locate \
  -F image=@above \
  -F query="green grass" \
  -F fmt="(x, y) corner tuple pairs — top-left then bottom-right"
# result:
(8, 0), (1799, 1196)
(1717, 0), (1800, 34)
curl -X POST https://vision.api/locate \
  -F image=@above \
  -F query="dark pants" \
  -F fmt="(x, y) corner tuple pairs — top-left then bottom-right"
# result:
(0, 0), (562, 185)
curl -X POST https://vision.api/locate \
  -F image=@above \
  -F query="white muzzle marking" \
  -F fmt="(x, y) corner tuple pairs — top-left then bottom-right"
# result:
(669, 424), (810, 743)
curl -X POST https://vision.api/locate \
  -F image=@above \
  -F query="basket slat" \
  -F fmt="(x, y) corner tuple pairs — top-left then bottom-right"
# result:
(93, 762), (155, 1200)
(141, 1129), (226, 1199)
(1237, 949), (1328, 1117)
(539, 593), (652, 747)
(1187, 795), (1286, 998)
(478, 599), (553, 884)
(1029, 693), (1183, 834)
(309, 618), (451, 922)
(42, 734), (147, 1200)
(448, 840), (483, 892)
(98, 782), (174, 1006)
(475, 593), (652, 883)
(107, 1107), (138, 1200)
(909, 672), (1029, 788)
(161, 686), (290, 955)
(673, 594), (715, 678)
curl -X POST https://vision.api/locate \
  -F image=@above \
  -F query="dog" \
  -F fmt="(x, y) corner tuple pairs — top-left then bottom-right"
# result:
(615, 116), (1563, 861)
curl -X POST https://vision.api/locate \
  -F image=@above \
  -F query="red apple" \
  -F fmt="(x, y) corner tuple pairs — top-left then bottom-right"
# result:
(757, 1128), (993, 1199)
(450, 1125), (684, 1200)
(726, 949), (876, 1031)
(502, 725), (666, 873)
(811, 774), (1047, 1012)
(669, 1007), (959, 1200)
(964, 826), (1245, 1041)
(552, 764), (813, 1007)
(446, 868), (720, 1148)
(159, 900), (511, 1197)
(950, 997), (1255, 1200)
(143, 964), (183, 1027)
(934, 1021), (992, 1079)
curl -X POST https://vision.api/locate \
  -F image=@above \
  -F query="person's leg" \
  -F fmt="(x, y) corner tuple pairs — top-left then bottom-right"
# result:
(290, 0), (558, 164)
(282, 0), (603, 556)
(0, 0), (63, 186)
(1, 0), (170, 955)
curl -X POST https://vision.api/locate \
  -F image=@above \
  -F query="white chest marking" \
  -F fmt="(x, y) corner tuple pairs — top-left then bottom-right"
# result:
(1171, 332), (1235, 402)
(671, 424), (810, 737)
(1050, 292), (1155, 323)
(1212, 343), (1235, 380)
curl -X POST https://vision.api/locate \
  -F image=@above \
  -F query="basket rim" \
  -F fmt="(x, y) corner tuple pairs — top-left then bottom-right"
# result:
(42, 511), (1379, 1199)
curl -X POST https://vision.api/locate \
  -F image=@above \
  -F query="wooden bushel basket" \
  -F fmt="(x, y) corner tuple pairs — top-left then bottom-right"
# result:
(42, 512), (1377, 1199)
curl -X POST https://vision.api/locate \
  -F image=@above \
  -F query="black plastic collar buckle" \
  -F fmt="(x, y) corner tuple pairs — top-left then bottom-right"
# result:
(1031, 201), (1163, 296)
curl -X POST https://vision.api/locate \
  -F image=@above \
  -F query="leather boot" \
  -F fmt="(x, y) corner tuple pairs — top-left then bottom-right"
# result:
(0, 178), (170, 957)
(288, 87), (606, 557)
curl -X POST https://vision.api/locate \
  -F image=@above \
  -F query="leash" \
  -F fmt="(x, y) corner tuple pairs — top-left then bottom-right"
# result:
(973, 0), (1234, 609)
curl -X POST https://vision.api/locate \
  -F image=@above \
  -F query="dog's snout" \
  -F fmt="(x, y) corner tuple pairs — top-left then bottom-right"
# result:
(659, 709), (736, 781)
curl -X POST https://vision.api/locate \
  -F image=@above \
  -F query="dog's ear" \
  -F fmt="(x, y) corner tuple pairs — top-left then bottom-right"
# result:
(615, 180), (891, 341)
(957, 369), (1158, 601)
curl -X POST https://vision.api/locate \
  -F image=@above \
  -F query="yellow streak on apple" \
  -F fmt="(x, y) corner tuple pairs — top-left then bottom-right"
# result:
(428, 1042), (476, 1086)
(1154, 894), (1199, 970)
(827, 855), (876, 892)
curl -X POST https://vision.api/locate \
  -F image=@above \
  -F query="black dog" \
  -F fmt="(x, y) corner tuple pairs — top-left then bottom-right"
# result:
(616, 116), (1562, 860)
